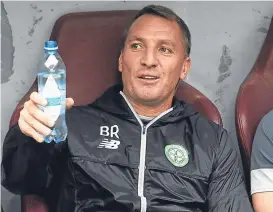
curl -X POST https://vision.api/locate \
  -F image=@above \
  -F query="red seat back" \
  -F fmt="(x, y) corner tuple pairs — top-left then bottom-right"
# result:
(235, 17), (273, 190)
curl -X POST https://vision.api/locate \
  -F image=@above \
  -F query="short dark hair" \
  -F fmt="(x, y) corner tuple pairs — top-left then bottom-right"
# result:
(121, 4), (192, 57)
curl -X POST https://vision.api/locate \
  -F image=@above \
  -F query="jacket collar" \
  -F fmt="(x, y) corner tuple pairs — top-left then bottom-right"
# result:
(89, 84), (198, 125)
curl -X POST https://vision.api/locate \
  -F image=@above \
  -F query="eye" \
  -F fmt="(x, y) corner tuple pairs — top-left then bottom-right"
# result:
(159, 47), (173, 54)
(130, 43), (142, 50)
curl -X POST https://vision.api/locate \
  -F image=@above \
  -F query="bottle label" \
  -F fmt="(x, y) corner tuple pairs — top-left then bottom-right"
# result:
(47, 97), (61, 106)
(42, 74), (61, 122)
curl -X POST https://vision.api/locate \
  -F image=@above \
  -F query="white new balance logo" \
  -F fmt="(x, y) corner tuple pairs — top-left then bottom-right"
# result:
(97, 125), (121, 149)
(97, 138), (120, 149)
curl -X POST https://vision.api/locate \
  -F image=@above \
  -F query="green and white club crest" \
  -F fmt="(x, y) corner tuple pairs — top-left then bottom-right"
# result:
(165, 144), (189, 167)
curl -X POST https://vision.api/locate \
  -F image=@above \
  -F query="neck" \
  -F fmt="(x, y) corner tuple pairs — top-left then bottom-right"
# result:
(133, 103), (172, 117)
(123, 94), (173, 117)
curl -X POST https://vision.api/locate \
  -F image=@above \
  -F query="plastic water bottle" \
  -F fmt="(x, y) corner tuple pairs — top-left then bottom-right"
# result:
(37, 41), (67, 143)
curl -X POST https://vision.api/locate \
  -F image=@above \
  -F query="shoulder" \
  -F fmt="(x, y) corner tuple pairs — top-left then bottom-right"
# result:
(189, 110), (225, 143)
(66, 105), (88, 117)
(66, 104), (100, 116)
(260, 109), (273, 142)
(66, 105), (102, 125)
(252, 109), (273, 151)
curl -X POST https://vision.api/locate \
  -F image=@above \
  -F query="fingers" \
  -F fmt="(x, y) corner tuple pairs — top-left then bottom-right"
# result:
(29, 92), (47, 106)
(18, 92), (74, 143)
(24, 100), (55, 127)
(18, 92), (53, 143)
(18, 118), (44, 143)
(30, 92), (74, 110)
(20, 109), (52, 136)
(66, 97), (74, 109)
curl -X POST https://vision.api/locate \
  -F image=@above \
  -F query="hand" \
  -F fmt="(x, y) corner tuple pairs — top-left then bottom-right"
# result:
(18, 92), (74, 143)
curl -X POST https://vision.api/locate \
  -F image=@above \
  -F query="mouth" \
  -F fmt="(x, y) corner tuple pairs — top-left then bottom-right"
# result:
(138, 75), (160, 81)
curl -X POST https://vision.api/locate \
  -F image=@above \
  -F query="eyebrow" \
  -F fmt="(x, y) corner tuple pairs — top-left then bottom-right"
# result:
(127, 36), (145, 43)
(127, 35), (176, 48)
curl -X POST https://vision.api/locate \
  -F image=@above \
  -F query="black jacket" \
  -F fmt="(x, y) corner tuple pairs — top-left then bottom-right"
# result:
(2, 85), (253, 212)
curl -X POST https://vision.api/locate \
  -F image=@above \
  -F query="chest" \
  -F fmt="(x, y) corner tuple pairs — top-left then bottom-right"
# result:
(66, 116), (216, 207)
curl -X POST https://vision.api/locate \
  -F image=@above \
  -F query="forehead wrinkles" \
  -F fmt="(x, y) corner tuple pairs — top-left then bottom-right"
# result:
(154, 30), (176, 40)
(129, 18), (183, 46)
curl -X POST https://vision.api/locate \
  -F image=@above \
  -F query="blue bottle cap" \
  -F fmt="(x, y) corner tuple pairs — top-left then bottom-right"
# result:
(44, 41), (58, 50)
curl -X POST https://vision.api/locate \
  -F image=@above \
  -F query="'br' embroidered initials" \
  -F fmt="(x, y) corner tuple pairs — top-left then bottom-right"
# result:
(97, 125), (120, 149)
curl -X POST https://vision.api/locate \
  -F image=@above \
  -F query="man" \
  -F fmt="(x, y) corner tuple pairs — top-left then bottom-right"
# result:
(251, 109), (273, 212)
(2, 5), (253, 212)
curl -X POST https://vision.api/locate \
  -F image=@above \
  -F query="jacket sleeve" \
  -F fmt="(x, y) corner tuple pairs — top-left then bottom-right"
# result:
(207, 128), (253, 212)
(1, 124), (67, 196)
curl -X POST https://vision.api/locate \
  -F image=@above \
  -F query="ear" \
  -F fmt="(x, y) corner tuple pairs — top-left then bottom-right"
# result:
(179, 57), (191, 80)
(118, 52), (123, 73)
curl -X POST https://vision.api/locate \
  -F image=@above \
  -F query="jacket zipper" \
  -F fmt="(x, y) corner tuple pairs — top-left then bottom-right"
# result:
(120, 92), (173, 212)
(142, 126), (146, 134)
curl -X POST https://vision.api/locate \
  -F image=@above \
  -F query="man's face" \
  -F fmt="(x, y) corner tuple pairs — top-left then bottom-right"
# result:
(119, 14), (191, 106)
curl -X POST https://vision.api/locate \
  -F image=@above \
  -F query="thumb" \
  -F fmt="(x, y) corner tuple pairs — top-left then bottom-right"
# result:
(66, 97), (74, 109)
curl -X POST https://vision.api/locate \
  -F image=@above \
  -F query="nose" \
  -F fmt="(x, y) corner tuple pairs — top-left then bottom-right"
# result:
(140, 48), (158, 68)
